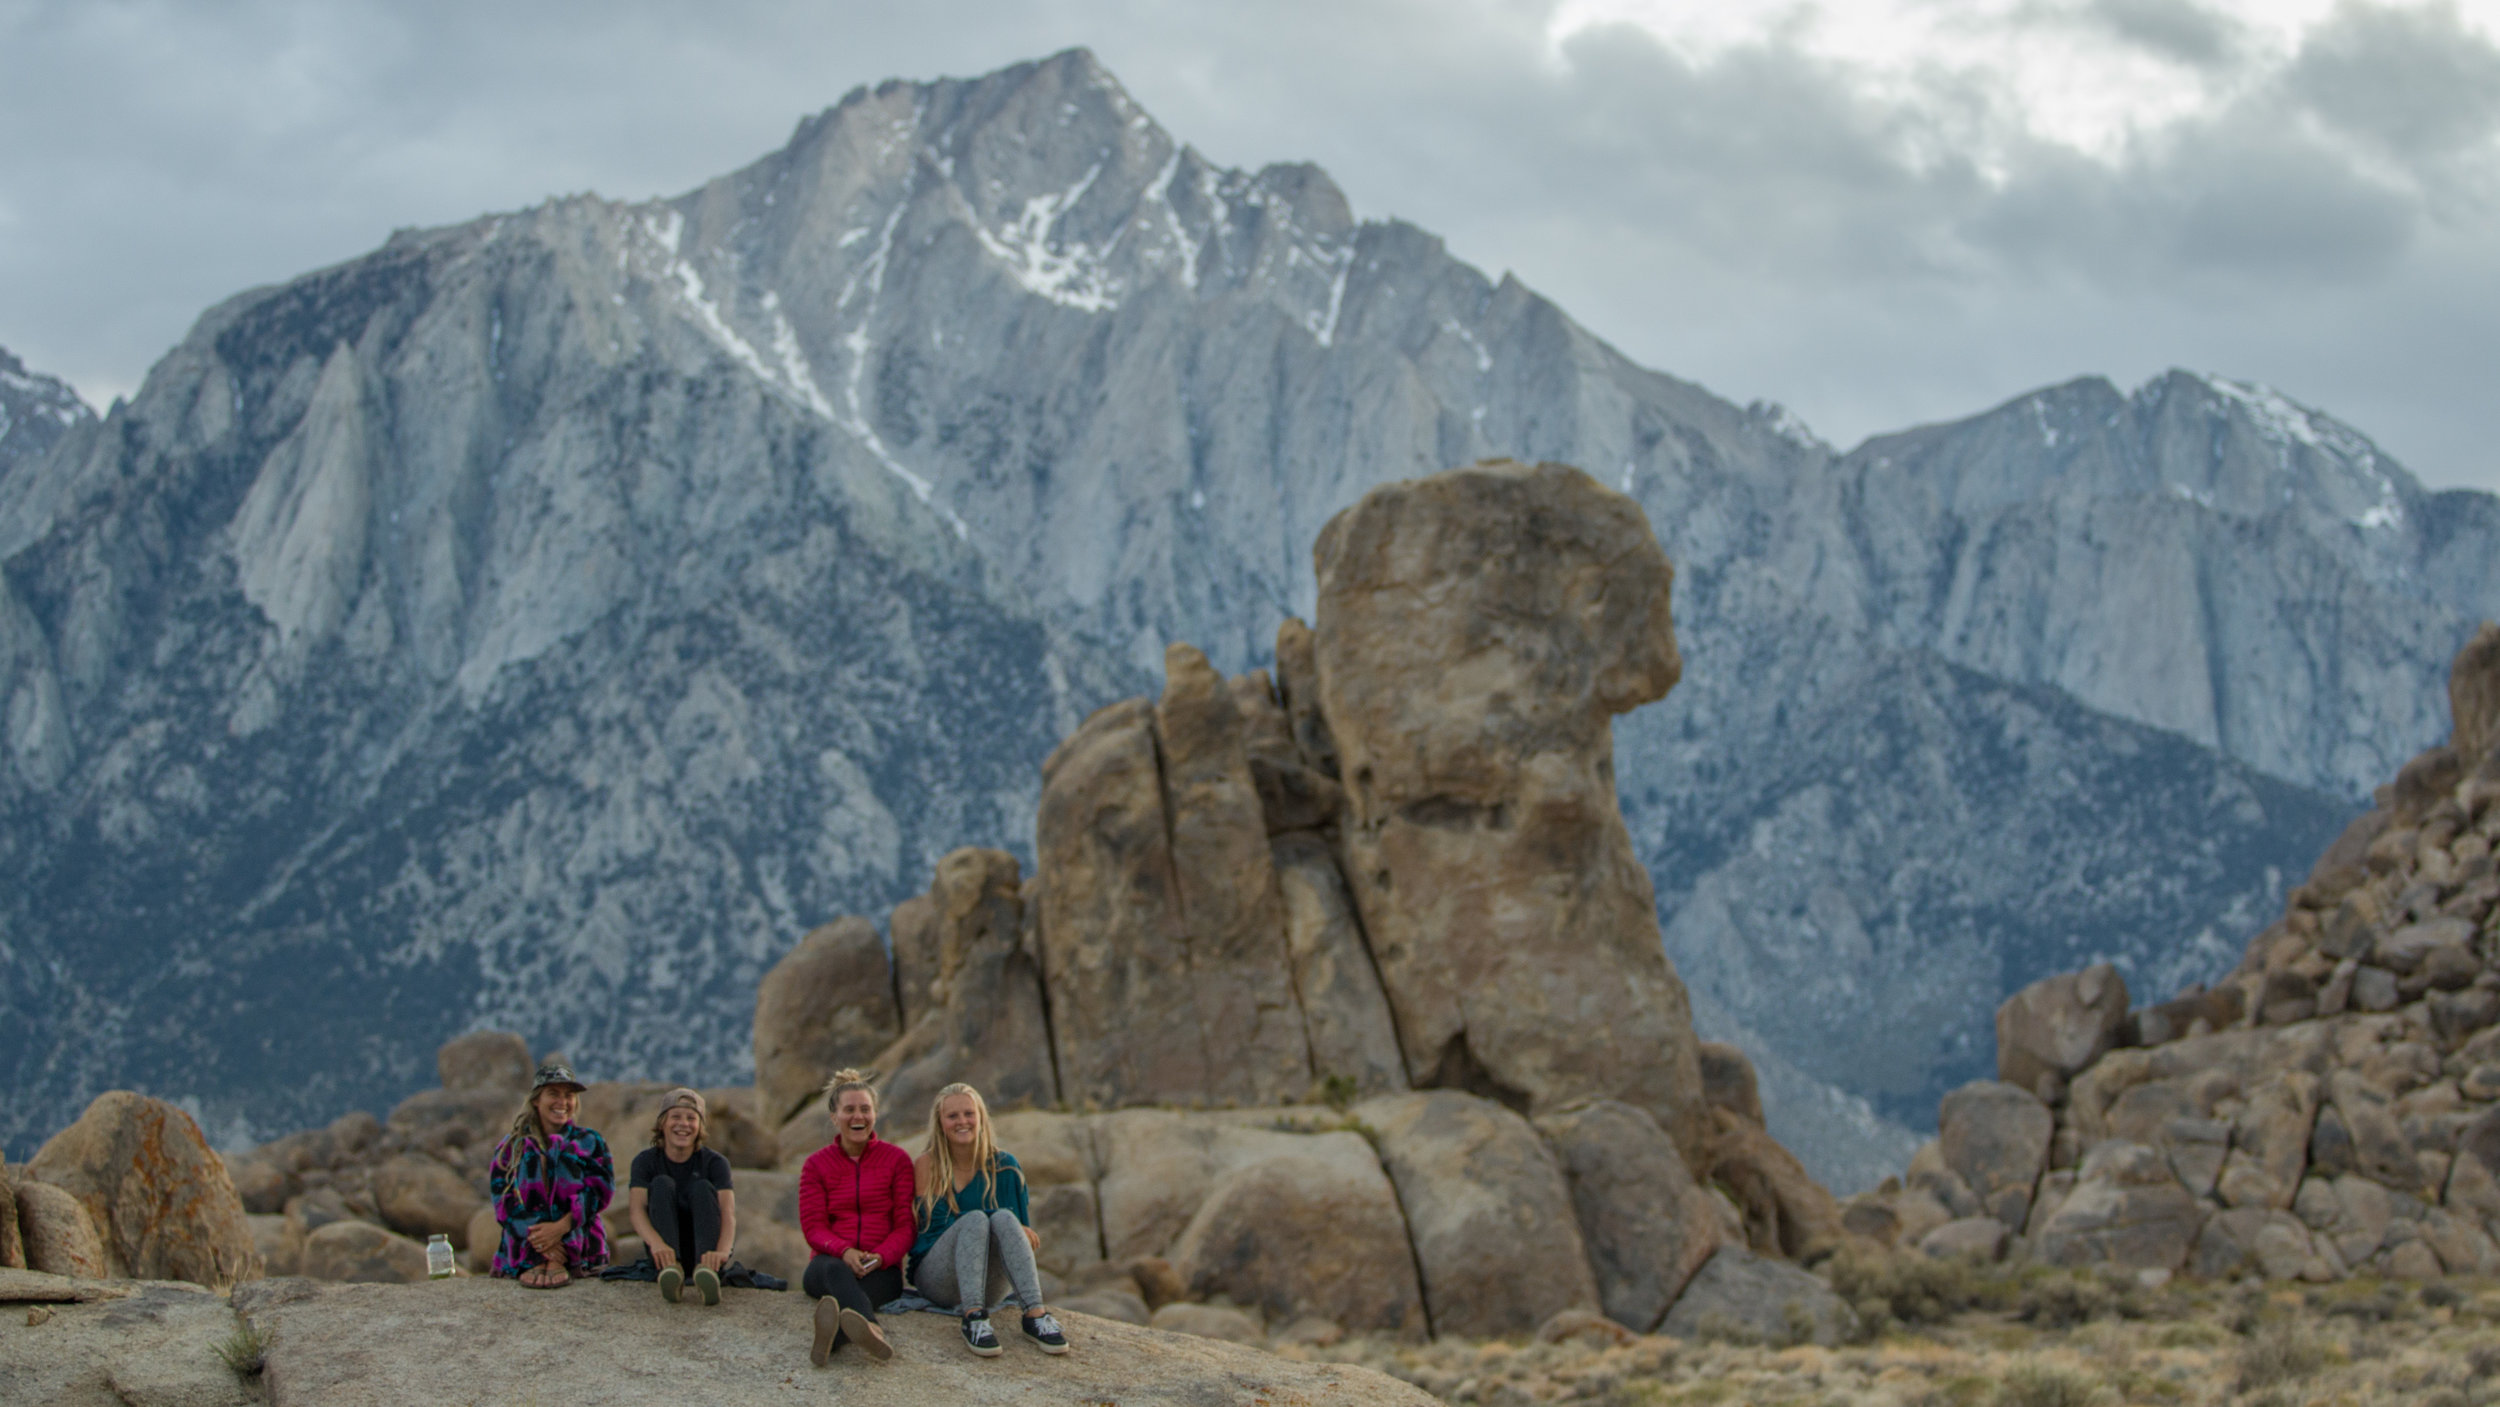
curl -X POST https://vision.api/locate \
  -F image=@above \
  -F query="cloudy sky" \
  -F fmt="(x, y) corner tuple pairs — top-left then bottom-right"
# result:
(4, 0), (2496, 490)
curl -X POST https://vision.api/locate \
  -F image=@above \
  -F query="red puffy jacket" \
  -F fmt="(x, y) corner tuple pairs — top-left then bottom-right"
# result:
(798, 1137), (916, 1268)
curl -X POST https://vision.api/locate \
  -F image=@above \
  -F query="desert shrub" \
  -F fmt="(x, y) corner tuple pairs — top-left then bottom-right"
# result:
(2321, 1285), (2408, 1324)
(2468, 1341), (2500, 1378)
(1824, 1245), (2019, 1333)
(212, 1322), (268, 1375)
(2235, 1324), (2330, 1391)
(2016, 1269), (2152, 1329)
(2153, 1321), (2232, 1349)
(1995, 1362), (2106, 1407)
(2425, 1282), (2468, 1310)
(1907, 1376), (1995, 1407)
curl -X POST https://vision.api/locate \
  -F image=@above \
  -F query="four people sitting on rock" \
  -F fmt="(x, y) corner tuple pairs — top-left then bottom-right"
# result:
(488, 1059), (1071, 1362)
(626, 1087), (737, 1305)
(488, 1061), (614, 1289)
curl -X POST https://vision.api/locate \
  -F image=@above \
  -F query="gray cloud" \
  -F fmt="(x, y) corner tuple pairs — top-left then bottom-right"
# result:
(0, 0), (2493, 491)
(2080, 0), (2247, 68)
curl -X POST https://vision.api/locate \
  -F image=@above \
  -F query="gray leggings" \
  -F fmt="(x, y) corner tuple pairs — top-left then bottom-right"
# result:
(915, 1208), (1044, 1316)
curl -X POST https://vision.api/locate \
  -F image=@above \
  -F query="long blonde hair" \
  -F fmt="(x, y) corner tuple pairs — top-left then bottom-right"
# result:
(914, 1083), (1001, 1218)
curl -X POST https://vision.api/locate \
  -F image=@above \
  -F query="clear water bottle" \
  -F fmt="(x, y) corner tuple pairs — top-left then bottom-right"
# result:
(426, 1234), (455, 1280)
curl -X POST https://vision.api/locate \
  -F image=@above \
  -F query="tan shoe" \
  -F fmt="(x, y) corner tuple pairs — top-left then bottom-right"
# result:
(842, 1307), (894, 1361)
(811, 1298), (841, 1368)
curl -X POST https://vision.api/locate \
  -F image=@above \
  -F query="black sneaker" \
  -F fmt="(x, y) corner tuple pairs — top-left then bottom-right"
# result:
(960, 1313), (1003, 1357)
(1020, 1311), (1070, 1354)
(657, 1265), (683, 1303)
(692, 1266), (721, 1306)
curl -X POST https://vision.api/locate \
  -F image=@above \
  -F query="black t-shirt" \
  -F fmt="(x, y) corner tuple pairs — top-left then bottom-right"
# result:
(629, 1146), (733, 1196)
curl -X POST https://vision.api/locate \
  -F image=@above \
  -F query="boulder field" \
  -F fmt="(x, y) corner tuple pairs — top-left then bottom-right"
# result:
(1848, 624), (2500, 1284)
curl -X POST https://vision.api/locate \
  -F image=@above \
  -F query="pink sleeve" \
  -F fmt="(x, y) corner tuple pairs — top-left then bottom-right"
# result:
(873, 1149), (917, 1268)
(797, 1157), (846, 1259)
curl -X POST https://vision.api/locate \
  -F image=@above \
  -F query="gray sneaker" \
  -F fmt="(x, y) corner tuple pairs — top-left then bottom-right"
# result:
(657, 1265), (683, 1303)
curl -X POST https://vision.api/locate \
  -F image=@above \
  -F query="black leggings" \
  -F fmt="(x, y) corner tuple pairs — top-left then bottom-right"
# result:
(645, 1175), (720, 1269)
(804, 1255), (903, 1346)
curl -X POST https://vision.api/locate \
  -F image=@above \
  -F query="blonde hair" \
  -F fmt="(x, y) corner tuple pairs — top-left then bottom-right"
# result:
(647, 1091), (708, 1152)
(504, 1086), (569, 1159)
(914, 1083), (1001, 1219)
(823, 1068), (879, 1118)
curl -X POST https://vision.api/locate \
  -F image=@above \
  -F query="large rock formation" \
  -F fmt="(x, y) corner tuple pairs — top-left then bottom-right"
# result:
(1316, 463), (1709, 1161)
(24, 1092), (259, 1287)
(1848, 623), (2500, 1282)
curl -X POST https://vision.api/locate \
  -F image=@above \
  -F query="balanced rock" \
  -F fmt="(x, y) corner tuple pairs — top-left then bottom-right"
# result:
(1356, 1090), (1599, 1338)
(1316, 461), (1706, 1159)
(12, 1179), (107, 1278)
(875, 848), (1059, 1120)
(437, 1030), (534, 1097)
(752, 915), (900, 1127)
(26, 1091), (259, 1287)
(1657, 1245), (1859, 1347)
(1995, 964), (2128, 1101)
(1536, 1099), (1722, 1331)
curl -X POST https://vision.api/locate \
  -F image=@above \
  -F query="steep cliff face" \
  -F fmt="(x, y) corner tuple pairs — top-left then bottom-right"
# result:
(2, 50), (2494, 1177)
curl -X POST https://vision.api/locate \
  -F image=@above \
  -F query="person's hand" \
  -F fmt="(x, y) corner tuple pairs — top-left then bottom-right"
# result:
(843, 1247), (880, 1276)
(526, 1213), (573, 1255)
(700, 1249), (731, 1274)
(1025, 1225), (1041, 1253)
(649, 1243), (678, 1272)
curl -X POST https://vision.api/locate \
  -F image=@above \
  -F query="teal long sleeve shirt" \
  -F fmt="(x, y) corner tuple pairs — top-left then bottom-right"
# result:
(910, 1151), (1031, 1270)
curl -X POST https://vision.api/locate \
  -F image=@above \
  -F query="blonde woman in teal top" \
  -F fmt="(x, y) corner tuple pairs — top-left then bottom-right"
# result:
(910, 1083), (1069, 1357)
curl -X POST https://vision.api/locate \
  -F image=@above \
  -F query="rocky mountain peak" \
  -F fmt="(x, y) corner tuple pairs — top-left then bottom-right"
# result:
(0, 345), (93, 481)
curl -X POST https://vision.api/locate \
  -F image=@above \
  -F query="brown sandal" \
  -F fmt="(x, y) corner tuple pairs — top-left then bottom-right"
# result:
(520, 1260), (571, 1289)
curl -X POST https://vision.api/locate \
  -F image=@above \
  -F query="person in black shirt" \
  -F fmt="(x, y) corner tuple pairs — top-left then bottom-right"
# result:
(627, 1088), (738, 1304)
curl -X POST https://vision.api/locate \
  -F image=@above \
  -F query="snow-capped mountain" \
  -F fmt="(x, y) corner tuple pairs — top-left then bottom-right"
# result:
(4, 51), (2492, 1185)
(0, 345), (94, 481)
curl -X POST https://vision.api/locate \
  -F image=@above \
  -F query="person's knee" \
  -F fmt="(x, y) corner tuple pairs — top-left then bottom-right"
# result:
(687, 1176), (715, 1195)
(649, 1174), (678, 1198)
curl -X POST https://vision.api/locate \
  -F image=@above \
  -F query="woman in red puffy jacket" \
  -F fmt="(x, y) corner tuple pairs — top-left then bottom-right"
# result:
(796, 1068), (913, 1366)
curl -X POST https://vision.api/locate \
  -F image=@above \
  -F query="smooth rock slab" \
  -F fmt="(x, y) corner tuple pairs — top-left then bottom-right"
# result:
(0, 1280), (248, 1407)
(240, 1277), (1433, 1406)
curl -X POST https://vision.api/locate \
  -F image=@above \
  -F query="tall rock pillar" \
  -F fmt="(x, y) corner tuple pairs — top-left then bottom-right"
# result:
(1312, 459), (1709, 1161)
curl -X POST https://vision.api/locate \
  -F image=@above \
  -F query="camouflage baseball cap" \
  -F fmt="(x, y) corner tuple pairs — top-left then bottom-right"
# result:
(529, 1060), (586, 1094)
